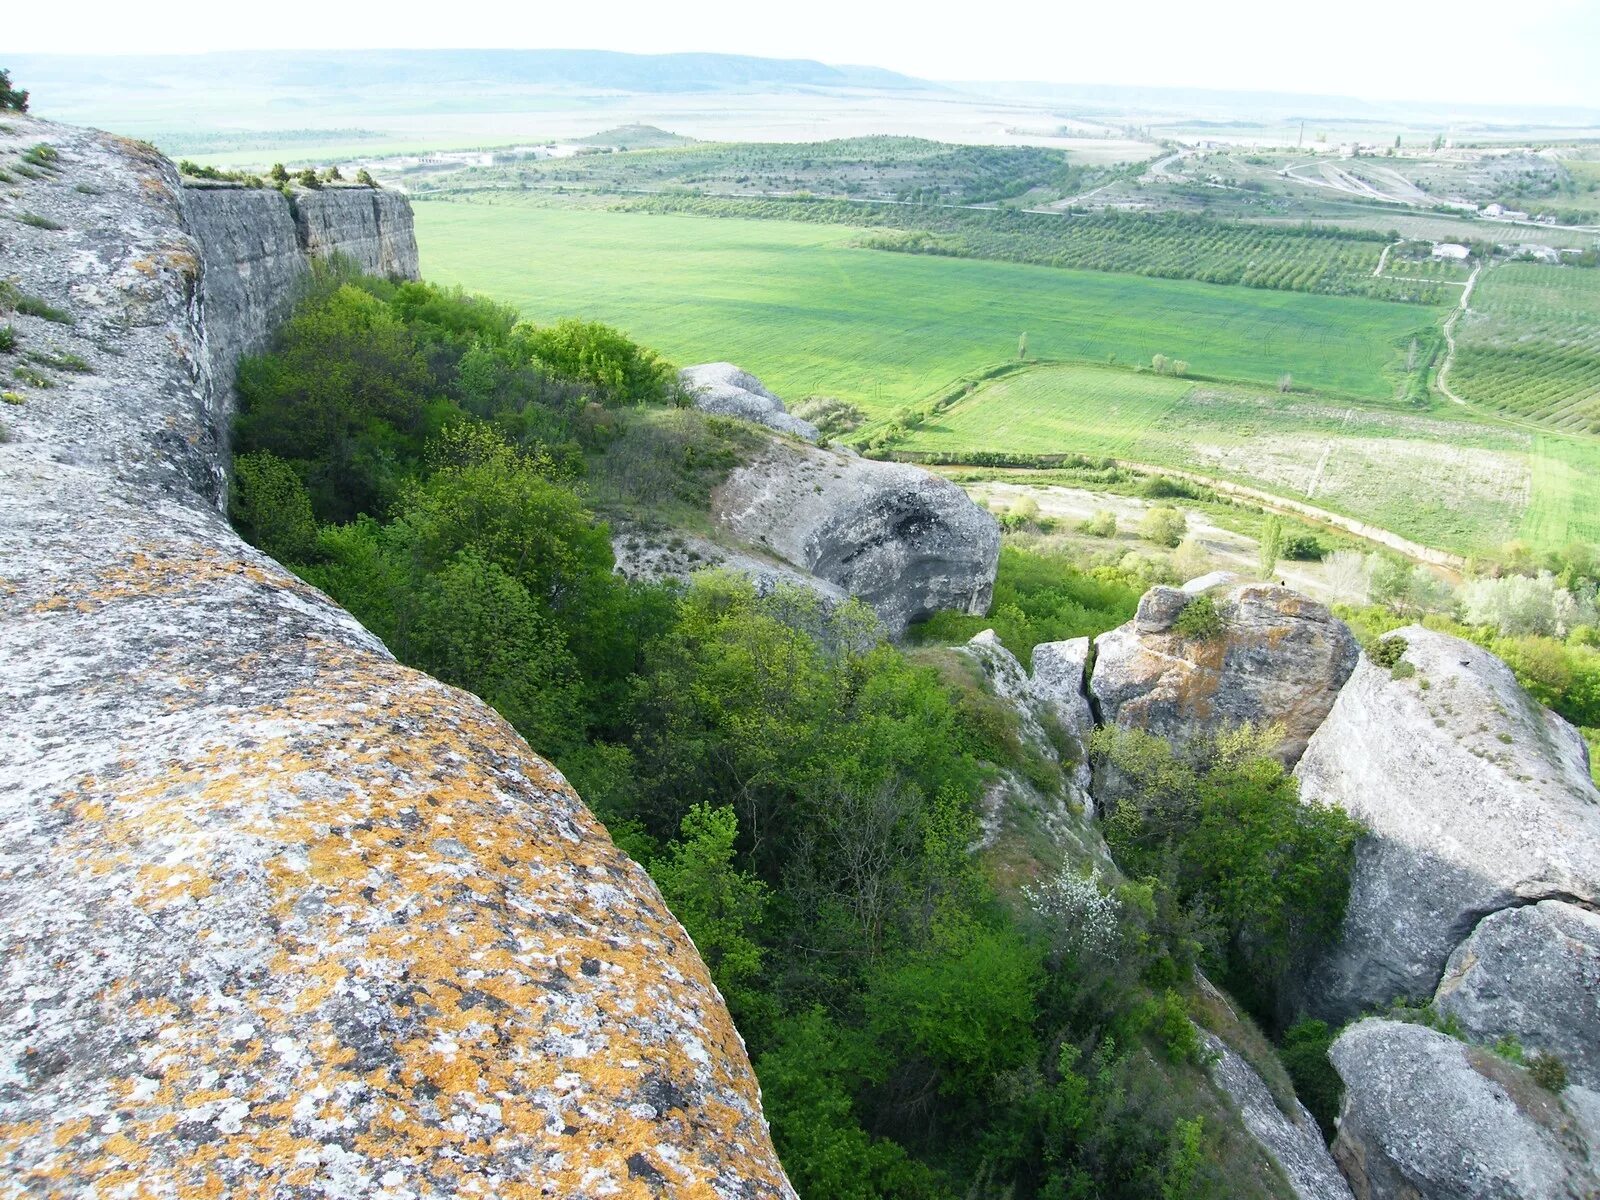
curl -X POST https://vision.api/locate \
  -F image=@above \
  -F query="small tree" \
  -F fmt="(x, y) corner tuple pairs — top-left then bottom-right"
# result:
(1172, 359), (1189, 378)
(320, 165), (343, 183)
(355, 168), (379, 188)
(0, 70), (29, 113)
(1259, 515), (1284, 578)
(296, 167), (321, 189)
(268, 162), (289, 185)
(1152, 353), (1169, 375)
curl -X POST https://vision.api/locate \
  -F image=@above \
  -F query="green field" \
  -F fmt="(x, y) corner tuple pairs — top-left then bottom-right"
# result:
(1453, 262), (1600, 432)
(895, 362), (1582, 553)
(413, 197), (1441, 415)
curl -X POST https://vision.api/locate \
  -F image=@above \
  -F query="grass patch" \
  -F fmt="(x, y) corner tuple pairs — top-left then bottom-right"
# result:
(25, 348), (92, 373)
(15, 212), (64, 231)
(12, 366), (54, 388)
(13, 296), (74, 325)
(20, 144), (61, 171)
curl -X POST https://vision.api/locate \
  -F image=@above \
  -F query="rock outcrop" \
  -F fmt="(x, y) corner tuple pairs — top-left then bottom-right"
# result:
(712, 439), (999, 636)
(1436, 901), (1600, 1091)
(611, 522), (853, 612)
(1197, 1031), (1354, 1200)
(680, 362), (819, 441)
(1329, 1020), (1597, 1199)
(1294, 626), (1600, 1022)
(1090, 583), (1358, 764)
(0, 115), (791, 1198)
(183, 183), (420, 468)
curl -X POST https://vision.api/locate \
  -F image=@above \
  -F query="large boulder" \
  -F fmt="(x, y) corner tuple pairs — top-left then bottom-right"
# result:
(1329, 1019), (1597, 1199)
(0, 115), (792, 1199)
(1436, 900), (1600, 1091)
(1090, 583), (1358, 764)
(712, 439), (999, 636)
(1295, 627), (1600, 1022)
(680, 362), (819, 441)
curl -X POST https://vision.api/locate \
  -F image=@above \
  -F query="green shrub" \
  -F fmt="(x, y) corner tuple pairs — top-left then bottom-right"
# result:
(1279, 1020), (1341, 1139)
(1140, 506), (1188, 548)
(1173, 594), (1223, 641)
(0, 326), (14, 353)
(356, 168), (379, 188)
(26, 349), (91, 373)
(1079, 509), (1118, 538)
(296, 168), (322, 189)
(1529, 1052), (1568, 1092)
(16, 213), (64, 231)
(1281, 533), (1325, 561)
(1367, 635), (1408, 669)
(20, 144), (58, 170)
(1390, 660), (1416, 680)
(12, 366), (52, 388)
(1, 390), (24, 405)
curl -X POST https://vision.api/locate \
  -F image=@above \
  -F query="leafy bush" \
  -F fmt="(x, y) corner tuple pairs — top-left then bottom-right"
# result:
(1173, 594), (1223, 641)
(519, 317), (677, 405)
(1280, 533), (1325, 561)
(1529, 1052), (1568, 1092)
(0, 326), (14, 353)
(792, 394), (864, 438)
(1078, 509), (1118, 538)
(1367, 635), (1408, 669)
(1140, 506), (1188, 548)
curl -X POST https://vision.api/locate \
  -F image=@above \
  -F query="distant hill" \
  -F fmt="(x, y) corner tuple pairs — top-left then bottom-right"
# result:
(8, 48), (934, 101)
(576, 124), (698, 149)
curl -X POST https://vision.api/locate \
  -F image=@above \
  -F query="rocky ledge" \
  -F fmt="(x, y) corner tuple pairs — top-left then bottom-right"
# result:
(0, 115), (791, 1198)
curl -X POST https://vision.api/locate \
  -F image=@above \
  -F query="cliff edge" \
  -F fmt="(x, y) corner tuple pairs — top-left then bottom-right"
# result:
(0, 117), (791, 1198)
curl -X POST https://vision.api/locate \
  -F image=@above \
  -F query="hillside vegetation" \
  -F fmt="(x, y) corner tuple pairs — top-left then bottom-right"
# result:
(227, 265), (1361, 1198)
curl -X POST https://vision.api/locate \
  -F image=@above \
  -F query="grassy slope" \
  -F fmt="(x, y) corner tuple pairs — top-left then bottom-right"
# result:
(414, 198), (1439, 414)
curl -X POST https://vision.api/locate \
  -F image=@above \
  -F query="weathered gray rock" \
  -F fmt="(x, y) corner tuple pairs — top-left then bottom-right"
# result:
(1091, 583), (1358, 764)
(1330, 1019), (1597, 1199)
(1198, 1030), (1354, 1200)
(680, 362), (819, 440)
(0, 114), (791, 1199)
(1295, 627), (1600, 1022)
(183, 183), (420, 475)
(1031, 637), (1096, 765)
(713, 439), (999, 636)
(1436, 901), (1600, 1090)
(612, 522), (852, 606)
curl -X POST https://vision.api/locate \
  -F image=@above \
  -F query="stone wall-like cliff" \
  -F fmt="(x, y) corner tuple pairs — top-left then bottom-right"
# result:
(182, 183), (420, 487)
(0, 116), (791, 1199)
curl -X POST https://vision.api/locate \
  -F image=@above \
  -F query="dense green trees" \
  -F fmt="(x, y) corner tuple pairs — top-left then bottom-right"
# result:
(0, 69), (28, 113)
(231, 269), (1357, 1198)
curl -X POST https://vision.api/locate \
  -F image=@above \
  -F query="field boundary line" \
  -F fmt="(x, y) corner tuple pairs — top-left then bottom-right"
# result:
(1436, 261), (1485, 407)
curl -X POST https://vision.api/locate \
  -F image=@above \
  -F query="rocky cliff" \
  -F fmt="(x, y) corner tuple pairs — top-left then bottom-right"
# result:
(183, 183), (420, 483)
(679, 362), (819, 441)
(0, 116), (790, 1198)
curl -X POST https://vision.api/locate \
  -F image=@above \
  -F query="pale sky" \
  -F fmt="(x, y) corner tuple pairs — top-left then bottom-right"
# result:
(9, 0), (1600, 108)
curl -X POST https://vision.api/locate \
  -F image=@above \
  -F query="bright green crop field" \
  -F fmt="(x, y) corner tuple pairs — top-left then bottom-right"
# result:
(897, 362), (1600, 553)
(414, 197), (1442, 416)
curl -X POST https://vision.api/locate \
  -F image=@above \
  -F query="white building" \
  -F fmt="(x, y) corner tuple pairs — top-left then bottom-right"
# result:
(1432, 243), (1471, 261)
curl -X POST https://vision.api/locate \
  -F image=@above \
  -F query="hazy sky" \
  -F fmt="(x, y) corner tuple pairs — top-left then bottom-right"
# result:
(11, 0), (1600, 107)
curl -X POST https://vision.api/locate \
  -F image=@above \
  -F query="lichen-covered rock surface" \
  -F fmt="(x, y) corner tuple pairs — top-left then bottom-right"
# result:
(1090, 583), (1358, 764)
(0, 115), (791, 1199)
(1294, 626), (1600, 1023)
(1330, 1019), (1597, 1200)
(679, 362), (819, 441)
(712, 439), (999, 636)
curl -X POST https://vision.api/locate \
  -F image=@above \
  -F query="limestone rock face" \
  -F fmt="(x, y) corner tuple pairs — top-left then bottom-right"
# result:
(1197, 1031), (1353, 1200)
(612, 523), (853, 610)
(183, 184), (420, 469)
(1295, 627), (1600, 1022)
(1436, 901), (1600, 1091)
(1090, 583), (1358, 764)
(1330, 1020), (1597, 1200)
(0, 115), (791, 1199)
(680, 362), (819, 441)
(712, 439), (999, 636)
